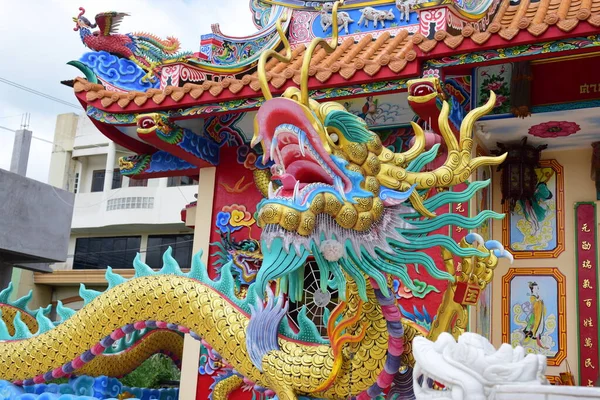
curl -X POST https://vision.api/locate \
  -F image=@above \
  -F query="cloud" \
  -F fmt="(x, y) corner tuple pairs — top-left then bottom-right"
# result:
(0, 0), (256, 183)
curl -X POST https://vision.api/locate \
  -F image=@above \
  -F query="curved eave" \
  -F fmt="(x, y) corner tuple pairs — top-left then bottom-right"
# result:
(76, 12), (600, 122)
(74, 65), (418, 116)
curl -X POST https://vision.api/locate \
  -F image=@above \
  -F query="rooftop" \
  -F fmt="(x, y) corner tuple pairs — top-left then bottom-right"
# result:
(71, 0), (600, 111)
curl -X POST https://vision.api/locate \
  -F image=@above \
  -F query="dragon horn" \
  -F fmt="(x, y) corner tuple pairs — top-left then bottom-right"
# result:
(257, 13), (291, 101)
(299, 0), (344, 106)
(78, 7), (85, 17)
(377, 91), (506, 193)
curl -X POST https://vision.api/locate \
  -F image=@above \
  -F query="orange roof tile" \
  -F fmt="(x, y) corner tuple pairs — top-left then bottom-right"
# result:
(413, 0), (600, 51)
(73, 0), (600, 110)
(74, 32), (416, 110)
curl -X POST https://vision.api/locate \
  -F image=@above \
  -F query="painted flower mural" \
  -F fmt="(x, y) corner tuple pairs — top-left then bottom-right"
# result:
(422, 68), (440, 79)
(528, 121), (581, 138)
(477, 64), (511, 114)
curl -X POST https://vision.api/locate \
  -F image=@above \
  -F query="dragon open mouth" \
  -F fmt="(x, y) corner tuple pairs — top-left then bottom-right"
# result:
(409, 82), (435, 97)
(136, 114), (158, 134)
(407, 77), (445, 104)
(256, 98), (351, 207)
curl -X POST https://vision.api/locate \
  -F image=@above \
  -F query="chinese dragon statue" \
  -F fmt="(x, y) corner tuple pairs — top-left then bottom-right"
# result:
(0, 2), (512, 399)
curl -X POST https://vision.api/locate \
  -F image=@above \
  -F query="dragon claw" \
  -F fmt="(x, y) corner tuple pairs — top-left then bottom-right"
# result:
(484, 240), (503, 251)
(465, 233), (484, 246)
(493, 249), (514, 264)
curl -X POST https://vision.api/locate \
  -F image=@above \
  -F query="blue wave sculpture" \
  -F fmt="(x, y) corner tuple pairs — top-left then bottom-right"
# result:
(79, 51), (160, 91)
(0, 376), (178, 400)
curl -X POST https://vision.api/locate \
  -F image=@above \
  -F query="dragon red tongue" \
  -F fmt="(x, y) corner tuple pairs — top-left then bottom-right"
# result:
(278, 174), (298, 190)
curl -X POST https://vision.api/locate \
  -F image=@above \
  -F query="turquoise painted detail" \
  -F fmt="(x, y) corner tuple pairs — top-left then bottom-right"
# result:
(0, 283), (73, 340)
(406, 144), (440, 172)
(75, 246), (328, 345)
(405, 211), (503, 234)
(255, 238), (310, 302)
(324, 110), (373, 144)
(86, 79), (410, 125)
(424, 34), (600, 69)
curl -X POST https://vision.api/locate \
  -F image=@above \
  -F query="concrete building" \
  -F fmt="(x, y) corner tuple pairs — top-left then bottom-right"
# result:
(1, 125), (75, 306)
(27, 113), (197, 310)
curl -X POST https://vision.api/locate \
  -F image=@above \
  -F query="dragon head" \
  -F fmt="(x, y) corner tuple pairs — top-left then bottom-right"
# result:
(407, 77), (447, 104)
(251, 84), (507, 302)
(252, 92), (387, 236)
(136, 113), (172, 135)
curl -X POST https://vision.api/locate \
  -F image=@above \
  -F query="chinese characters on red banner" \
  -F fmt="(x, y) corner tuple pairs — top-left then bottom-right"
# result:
(451, 183), (470, 282)
(575, 203), (599, 386)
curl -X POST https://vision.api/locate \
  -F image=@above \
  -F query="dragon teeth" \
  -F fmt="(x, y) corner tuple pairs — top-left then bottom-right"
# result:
(293, 180), (301, 205)
(270, 136), (278, 164)
(268, 182), (275, 199)
(334, 176), (346, 202)
(298, 130), (307, 157)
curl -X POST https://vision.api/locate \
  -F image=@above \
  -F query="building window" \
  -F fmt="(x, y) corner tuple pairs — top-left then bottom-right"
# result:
(73, 236), (141, 269)
(91, 170), (105, 192)
(129, 178), (148, 187)
(106, 196), (154, 211)
(167, 176), (196, 187)
(146, 234), (193, 268)
(73, 172), (80, 194)
(112, 169), (123, 189)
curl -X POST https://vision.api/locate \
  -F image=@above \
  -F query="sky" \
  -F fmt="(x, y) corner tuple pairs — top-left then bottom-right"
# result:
(0, 0), (257, 183)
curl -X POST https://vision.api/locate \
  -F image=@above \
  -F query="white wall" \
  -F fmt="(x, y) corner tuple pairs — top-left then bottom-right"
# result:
(73, 114), (109, 150)
(78, 154), (106, 193)
(48, 113), (78, 190)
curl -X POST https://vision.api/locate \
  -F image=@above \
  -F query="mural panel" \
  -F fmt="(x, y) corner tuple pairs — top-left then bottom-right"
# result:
(502, 267), (567, 366)
(502, 159), (565, 259)
(342, 92), (414, 128)
(474, 63), (512, 115)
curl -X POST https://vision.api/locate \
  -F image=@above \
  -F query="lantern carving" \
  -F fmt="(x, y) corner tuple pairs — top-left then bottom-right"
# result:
(492, 137), (547, 212)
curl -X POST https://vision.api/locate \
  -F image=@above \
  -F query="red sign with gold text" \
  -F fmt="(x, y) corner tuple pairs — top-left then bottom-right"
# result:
(575, 202), (599, 387)
(531, 55), (600, 106)
(451, 183), (471, 298)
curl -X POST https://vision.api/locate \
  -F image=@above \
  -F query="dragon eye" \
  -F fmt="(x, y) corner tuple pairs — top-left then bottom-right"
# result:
(329, 132), (339, 144)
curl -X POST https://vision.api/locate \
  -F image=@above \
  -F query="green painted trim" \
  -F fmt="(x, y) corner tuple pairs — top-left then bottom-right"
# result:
(574, 201), (599, 386)
(424, 34), (600, 70)
(86, 79), (410, 125)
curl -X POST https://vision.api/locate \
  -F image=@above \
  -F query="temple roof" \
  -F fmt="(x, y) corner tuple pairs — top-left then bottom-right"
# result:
(73, 0), (600, 112)
(419, 0), (600, 51)
(74, 31), (416, 110)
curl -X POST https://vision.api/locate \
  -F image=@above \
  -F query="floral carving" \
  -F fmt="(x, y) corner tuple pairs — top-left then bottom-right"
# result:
(528, 121), (581, 138)
(216, 204), (256, 233)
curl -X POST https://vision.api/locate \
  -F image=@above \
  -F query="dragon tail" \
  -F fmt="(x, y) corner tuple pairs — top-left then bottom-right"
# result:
(132, 32), (181, 54)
